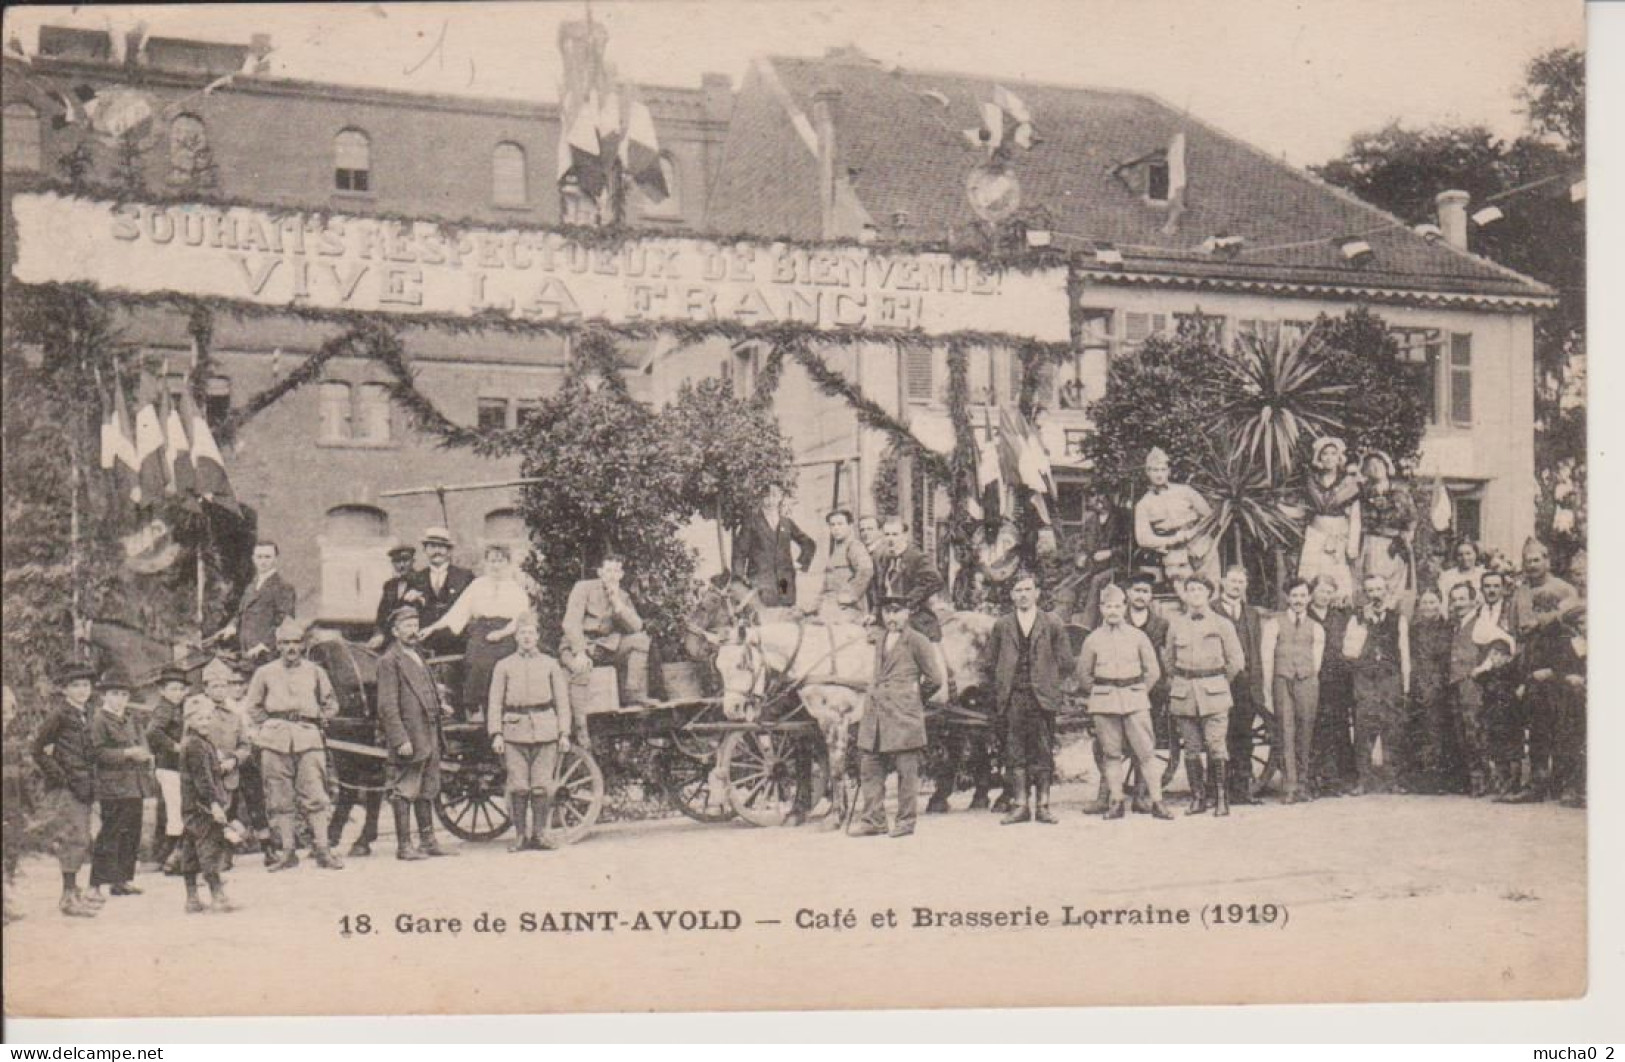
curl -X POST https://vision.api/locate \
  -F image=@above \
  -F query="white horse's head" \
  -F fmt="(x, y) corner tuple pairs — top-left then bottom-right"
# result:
(713, 628), (765, 721)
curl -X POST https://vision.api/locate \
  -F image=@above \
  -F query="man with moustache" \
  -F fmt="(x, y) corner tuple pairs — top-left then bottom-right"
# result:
(851, 597), (944, 839)
(1502, 537), (1580, 803)
(376, 605), (456, 861)
(983, 572), (1075, 825)
(408, 528), (475, 659)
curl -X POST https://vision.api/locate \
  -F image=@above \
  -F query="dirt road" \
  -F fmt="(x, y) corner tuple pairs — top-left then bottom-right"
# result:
(3, 786), (1585, 1016)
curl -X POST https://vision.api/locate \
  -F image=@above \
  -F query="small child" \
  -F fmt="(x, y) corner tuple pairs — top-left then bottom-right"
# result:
(179, 694), (242, 914)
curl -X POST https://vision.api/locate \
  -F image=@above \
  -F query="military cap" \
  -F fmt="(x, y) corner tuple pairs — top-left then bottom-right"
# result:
(56, 661), (97, 684)
(274, 618), (307, 642)
(156, 665), (191, 687)
(878, 594), (912, 611)
(98, 669), (134, 691)
(1144, 447), (1171, 468)
(388, 604), (420, 629)
(388, 545), (417, 561)
(201, 658), (239, 686)
(421, 527), (455, 548)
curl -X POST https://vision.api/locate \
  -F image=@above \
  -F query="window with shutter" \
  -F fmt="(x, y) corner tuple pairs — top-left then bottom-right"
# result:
(1124, 313), (1167, 350)
(1449, 333), (1473, 427)
(319, 382), (353, 442)
(355, 383), (392, 443)
(477, 398), (509, 431)
(1394, 328), (1443, 425)
(905, 347), (935, 403)
(334, 129), (371, 192)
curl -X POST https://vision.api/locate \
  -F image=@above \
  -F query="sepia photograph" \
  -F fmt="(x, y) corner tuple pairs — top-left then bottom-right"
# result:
(0, 0), (1594, 1025)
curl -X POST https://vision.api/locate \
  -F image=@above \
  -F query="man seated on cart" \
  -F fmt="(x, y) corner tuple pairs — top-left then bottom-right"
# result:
(562, 554), (652, 707)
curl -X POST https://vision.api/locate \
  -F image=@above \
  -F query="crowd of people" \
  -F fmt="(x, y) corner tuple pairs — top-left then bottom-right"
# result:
(19, 457), (1587, 912)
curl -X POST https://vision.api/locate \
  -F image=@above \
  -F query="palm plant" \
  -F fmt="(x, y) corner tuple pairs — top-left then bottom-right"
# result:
(1203, 323), (1352, 483)
(1188, 434), (1307, 571)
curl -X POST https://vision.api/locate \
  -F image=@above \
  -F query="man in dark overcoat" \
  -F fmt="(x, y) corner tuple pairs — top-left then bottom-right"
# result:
(371, 545), (424, 646)
(408, 528), (475, 659)
(983, 572), (1075, 824)
(731, 485), (817, 615)
(872, 517), (944, 641)
(376, 606), (454, 861)
(217, 541), (297, 664)
(851, 597), (944, 838)
(1214, 565), (1267, 804)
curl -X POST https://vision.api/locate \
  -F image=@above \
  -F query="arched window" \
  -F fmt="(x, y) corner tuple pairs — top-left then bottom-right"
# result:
(334, 128), (370, 192)
(3, 102), (43, 171)
(492, 142), (527, 207)
(319, 381), (353, 442)
(168, 113), (213, 187)
(320, 505), (393, 621)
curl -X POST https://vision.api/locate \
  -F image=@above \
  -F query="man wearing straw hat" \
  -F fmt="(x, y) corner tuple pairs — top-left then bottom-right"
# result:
(243, 618), (344, 871)
(489, 613), (574, 852)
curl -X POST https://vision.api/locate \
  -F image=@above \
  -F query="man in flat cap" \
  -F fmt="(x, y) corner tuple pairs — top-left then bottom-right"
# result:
(243, 618), (344, 870)
(216, 541), (297, 665)
(489, 614), (574, 852)
(370, 545), (424, 649)
(1135, 448), (1218, 587)
(408, 528), (474, 659)
(376, 605), (455, 860)
(30, 662), (102, 917)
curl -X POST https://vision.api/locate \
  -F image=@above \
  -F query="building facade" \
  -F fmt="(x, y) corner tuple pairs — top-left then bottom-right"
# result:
(3, 30), (1555, 624)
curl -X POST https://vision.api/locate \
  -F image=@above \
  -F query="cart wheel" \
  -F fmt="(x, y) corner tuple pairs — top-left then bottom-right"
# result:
(538, 745), (605, 848)
(1251, 706), (1281, 793)
(718, 728), (829, 827)
(671, 702), (728, 761)
(652, 746), (735, 824)
(435, 761), (511, 842)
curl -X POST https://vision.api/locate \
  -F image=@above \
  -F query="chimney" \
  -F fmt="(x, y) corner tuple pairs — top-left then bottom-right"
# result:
(812, 87), (842, 240)
(701, 72), (733, 124)
(1435, 189), (1470, 251)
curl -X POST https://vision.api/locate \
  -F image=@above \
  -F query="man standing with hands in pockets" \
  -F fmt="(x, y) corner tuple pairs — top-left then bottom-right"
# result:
(376, 605), (456, 861)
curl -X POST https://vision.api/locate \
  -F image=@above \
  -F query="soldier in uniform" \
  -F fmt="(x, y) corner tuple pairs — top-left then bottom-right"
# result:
(489, 615), (574, 852)
(29, 662), (102, 917)
(216, 541), (297, 665)
(851, 597), (943, 839)
(376, 606), (455, 861)
(983, 572), (1075, 825)
(1343, 574), (1411, 795)
(1079, 585), (1173, 820)
(1163, 576), (1245, 816)
(1134, 448), (1218, 586)
(562, 554), (653, 707)
(1261, 578), (1326, 803)
(243, 619), (344, 871)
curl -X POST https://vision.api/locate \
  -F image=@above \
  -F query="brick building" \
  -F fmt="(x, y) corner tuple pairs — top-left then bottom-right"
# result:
(3, 30), (1556, 625)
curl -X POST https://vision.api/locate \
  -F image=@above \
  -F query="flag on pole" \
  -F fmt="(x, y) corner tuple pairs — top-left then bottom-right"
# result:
(99, 385), (141, 504)
(134, 399), (167, 502)
(991, 85), (1035, 149)
(1429, 477), (1453, 533)
(559, 88), (608, 197)
(184, 389), (238, 514)
(161, 388), (197, 498)
(963, 101), (1004, 154)
(619, 96), (667, 201)
(1160, 131), (1188, 235)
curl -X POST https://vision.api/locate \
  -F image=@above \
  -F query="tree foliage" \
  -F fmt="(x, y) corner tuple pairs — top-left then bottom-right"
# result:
(1311, 45), (1585, 563)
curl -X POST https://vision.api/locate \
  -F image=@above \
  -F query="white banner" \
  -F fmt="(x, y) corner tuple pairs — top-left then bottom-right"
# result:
(9, 192), (1071, 343)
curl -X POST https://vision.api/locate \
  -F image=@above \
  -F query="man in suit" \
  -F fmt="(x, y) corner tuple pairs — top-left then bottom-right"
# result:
(1445, 582), (1500, 796)
(562, 554), (652, 706)
(409, 528), (475, 659)
(1261, 578), (1326, 803)
(731, 485), (817, 618)
(376, 606), (455, 861)
(216, 541), (296, 664)
(983, 572), (1075, 824)
(873, 517), (944, 642)
(851, 597), (943, 839)
(370, 546), (423, 648)
(1214, 565), (1266, 805)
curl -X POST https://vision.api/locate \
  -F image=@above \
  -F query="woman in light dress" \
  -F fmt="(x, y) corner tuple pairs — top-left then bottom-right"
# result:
(420, 543), (537, 716)
(1355, 451), (1417, 614)
(1298, 436), (1362, 606)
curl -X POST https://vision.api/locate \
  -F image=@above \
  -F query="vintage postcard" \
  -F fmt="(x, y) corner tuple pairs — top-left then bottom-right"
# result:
(0, 0), (1589, 1019)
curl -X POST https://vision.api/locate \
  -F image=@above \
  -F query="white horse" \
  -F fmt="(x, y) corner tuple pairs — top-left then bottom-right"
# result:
(712, 612), (996, 823)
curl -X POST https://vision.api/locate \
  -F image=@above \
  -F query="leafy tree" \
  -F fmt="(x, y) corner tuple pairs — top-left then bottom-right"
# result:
(1311, 45), (1585, 564)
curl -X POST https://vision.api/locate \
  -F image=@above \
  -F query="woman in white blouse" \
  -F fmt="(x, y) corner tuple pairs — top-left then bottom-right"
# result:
(419, 544), (534, 717)
(1436, 539), (1485, 609)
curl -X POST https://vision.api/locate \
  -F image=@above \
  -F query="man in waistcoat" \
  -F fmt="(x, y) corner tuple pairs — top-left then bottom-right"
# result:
(1343, 574), (1411, 794)
(983, 572), (1075, 825)
(1261, 578), (1326, 803)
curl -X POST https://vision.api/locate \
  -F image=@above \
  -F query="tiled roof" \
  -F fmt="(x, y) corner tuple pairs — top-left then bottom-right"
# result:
(719, 53), (1551, 303)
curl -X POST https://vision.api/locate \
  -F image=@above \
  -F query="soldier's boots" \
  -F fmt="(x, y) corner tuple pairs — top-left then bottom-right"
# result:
(1000, 770), (1031, 825)
(393, 800), (427, 861)
(59, 891), (99, 918)
(1184, 757), (1209, 816)
(1213, 762), (1231, 817)
(416, 800), (456, 857)
(507, 797), (530, 853)
(530, 792), (553, 851)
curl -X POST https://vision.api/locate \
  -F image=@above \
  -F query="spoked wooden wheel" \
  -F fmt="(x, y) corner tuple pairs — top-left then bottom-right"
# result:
(1251, 706), (1282, 793)
(538, 745), (605, 848)
(652, 744), (736, 824)
(435, 761), (511, 842)
(718, 728), (829, 827)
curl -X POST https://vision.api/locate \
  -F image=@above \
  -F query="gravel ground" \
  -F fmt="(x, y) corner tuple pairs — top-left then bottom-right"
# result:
(2, 784), (1586, 1017)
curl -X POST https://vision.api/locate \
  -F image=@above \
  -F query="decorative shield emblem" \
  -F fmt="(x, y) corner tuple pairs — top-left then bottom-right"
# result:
(965, 162), (1021, 225)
